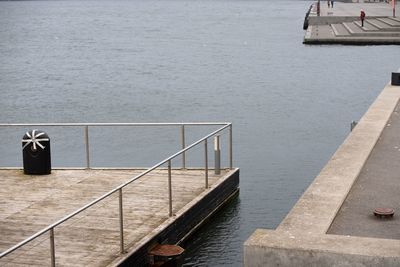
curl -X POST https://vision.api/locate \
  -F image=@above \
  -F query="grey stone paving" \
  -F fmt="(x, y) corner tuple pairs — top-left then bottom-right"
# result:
(320, 2), (395, 17)
(328, 102), (400, 240)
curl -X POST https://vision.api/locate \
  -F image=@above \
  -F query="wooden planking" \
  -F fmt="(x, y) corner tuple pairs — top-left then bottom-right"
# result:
(0, 168), (229, 266)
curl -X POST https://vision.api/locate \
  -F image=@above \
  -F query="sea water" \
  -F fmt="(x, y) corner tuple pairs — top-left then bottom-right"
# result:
(0, 0), (399, 266)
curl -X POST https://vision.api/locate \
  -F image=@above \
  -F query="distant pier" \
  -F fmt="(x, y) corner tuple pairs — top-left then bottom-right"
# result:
(244, 75), (400, 266)
(303, 2), (400, 44)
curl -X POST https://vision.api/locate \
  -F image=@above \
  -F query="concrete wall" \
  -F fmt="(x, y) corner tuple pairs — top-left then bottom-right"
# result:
(245, 230), (400, 267)
(308, 15), (387, 25)
(309, 16), (360, 25)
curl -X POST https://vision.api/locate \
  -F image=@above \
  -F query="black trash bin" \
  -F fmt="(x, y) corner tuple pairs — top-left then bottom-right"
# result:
(22, 130), (51, 175)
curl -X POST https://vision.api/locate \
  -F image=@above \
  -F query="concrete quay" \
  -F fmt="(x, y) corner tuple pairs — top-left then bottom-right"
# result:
(304, 2), (400, 44)
(244, 76), (400, 266)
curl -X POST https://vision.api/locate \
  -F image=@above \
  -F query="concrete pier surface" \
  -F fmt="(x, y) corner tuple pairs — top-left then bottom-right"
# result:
(0, 168), (239, 266)
(244, 76), (400, 266)
(328, 102), (400, 240)
(317, 2), (395, 18)
(304, 1), (400, 44)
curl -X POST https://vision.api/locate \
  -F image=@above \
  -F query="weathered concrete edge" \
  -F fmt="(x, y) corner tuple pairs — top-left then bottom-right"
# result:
(109, 168), (240, 267)
(244, 82), (400, 266)
(244, 230), (400, 266)
(277, 82), (400, 234)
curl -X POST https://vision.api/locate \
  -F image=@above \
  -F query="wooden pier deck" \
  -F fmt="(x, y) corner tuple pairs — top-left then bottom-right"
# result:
(0, 168), (239, 266)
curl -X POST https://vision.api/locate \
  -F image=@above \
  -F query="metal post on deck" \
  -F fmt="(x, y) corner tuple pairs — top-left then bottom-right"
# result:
(49, 228), (55, 267)
(168, 160), (173, 217)
(181, 125), (186, 169)
(214, 135), (221, 175)
(84, 126), (90, 169)
(205, 139), (209, 189)
(119, 188), (125, 253)
(350, 121), (358, 132)
(229, 124), (233, 169)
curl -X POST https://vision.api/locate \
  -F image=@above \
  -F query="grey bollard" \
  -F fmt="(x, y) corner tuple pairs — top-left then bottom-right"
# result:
(214, 135), (221, 175)
(350, 121), (358, 132)
(392, 72), (400, 86)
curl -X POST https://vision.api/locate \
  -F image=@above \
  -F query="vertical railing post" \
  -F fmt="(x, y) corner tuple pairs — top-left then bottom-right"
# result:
(49, 228), (55, 267)
(168, 160), (173, 217)
(205, 139), (209, 189)
(181, 125), (186, 169)
(119, 188), (125, 253)
(214, 135), (221, 175)
(84, 125), (90, 169)
(229, 124), (233, 169)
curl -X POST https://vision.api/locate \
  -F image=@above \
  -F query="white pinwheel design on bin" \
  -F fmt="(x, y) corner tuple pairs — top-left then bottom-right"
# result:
(22, 129), (50, 151)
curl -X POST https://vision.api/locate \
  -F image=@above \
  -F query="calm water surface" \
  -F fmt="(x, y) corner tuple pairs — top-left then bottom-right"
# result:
(0, 0), (399, 266)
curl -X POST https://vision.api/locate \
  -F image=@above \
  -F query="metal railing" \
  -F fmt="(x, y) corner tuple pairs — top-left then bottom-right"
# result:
(0, 122), (233, 266)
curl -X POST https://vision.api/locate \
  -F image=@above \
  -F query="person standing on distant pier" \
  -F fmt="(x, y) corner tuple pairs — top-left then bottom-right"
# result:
(331, 0), (334, 8)
(360, 9), (366, 27)
(327, 0), (330, 8)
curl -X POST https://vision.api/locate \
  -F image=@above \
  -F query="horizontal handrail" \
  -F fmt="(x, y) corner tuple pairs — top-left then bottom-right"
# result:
(0, 122), (229, 127)
(0, 122), (232, 259)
